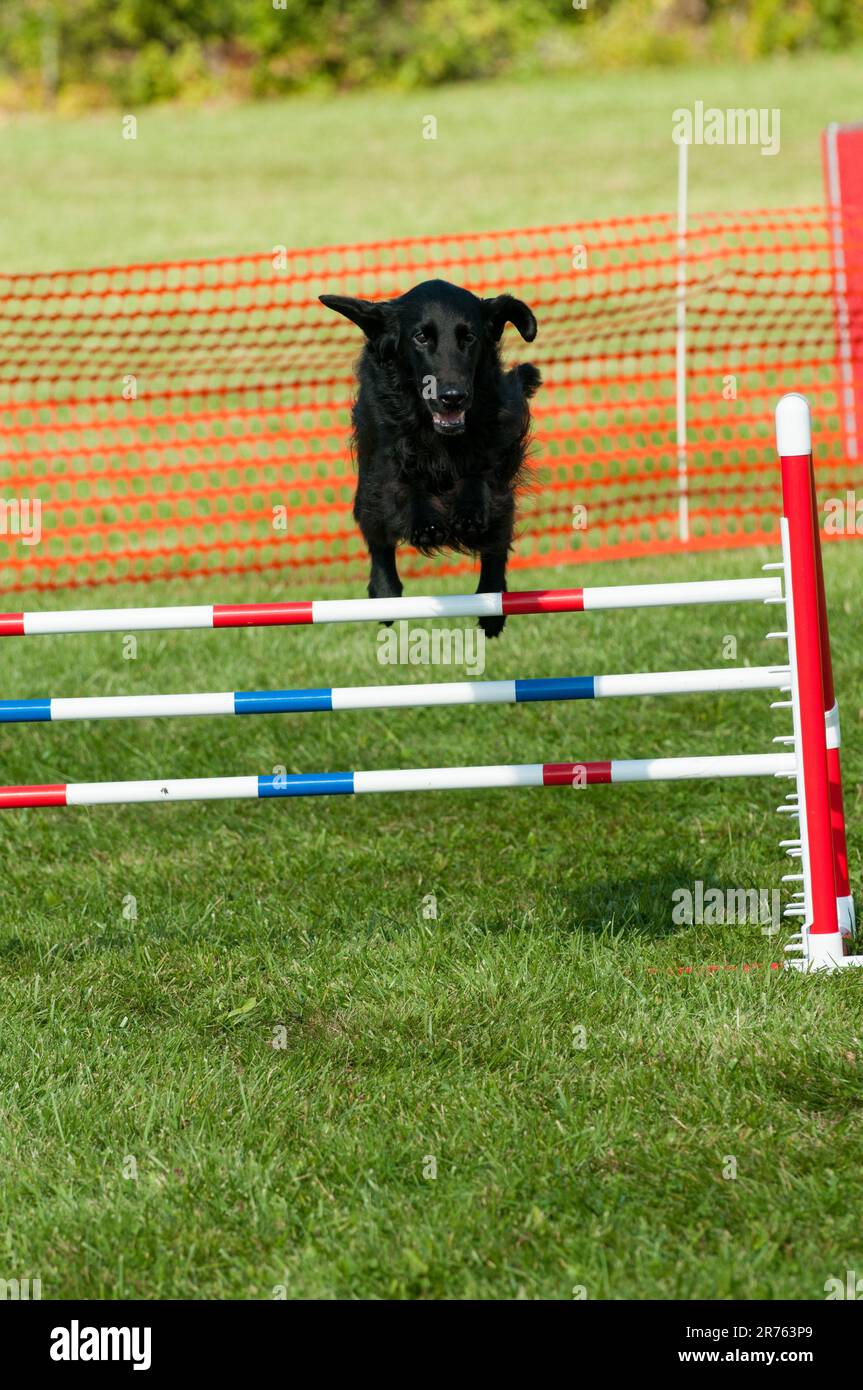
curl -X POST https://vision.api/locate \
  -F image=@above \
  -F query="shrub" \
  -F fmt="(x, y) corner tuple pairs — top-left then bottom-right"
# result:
(1, 0), (861, 110)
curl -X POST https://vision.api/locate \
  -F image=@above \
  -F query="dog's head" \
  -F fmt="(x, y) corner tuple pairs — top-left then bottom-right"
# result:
(320, 279), (536, 436)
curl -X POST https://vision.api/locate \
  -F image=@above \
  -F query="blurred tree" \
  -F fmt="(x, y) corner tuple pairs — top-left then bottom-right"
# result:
(0, 0), (860, 109)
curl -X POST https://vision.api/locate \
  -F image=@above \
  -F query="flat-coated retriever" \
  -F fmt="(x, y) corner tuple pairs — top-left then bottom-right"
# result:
(320, 279), (540, 636)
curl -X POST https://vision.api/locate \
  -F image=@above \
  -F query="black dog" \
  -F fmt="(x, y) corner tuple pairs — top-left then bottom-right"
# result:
(320, 279), (540, 636)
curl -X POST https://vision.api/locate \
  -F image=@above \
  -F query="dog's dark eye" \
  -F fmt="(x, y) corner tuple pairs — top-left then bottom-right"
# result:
(463, 330), (476, 345)
(413, 330), (429, 346)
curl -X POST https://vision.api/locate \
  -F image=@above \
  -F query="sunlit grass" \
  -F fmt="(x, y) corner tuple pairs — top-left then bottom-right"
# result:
(0, 543), (860, 1298)
(1, 49), (861, 270)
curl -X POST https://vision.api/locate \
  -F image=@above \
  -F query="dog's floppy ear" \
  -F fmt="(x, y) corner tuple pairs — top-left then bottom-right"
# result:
(482, 294), (537, 343)
(319, 294), (390, 340)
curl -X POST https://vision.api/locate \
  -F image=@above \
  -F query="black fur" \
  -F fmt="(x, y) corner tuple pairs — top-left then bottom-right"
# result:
(320, 279), (541, 637)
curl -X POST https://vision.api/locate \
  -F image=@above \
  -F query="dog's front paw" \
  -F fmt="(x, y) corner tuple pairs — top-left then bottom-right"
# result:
(409, 520), (445, 550)
(453, 505), (489, 544)
(478, 613), (506, 639)
(453, 484), (491, 544)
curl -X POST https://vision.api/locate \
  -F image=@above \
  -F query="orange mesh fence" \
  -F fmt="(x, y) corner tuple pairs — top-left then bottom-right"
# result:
(1, 205), (861, 595)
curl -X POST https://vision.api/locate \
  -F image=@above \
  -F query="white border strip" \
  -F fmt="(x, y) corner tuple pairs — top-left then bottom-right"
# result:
(594, 667), (787, 698)
(24, 605), (214, 636)
(332, 680), (516, 710)
(66, 776), (260, 805)
(354, 764), (545, 794)
(312, 593), (503, 623)
(53, 692), (235, 721)
(609, 753), (793, 782)
(581, 579), (779, 611)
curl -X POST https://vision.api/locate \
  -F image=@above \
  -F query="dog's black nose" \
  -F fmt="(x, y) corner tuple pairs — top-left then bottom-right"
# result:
(438, 388), (468, 410)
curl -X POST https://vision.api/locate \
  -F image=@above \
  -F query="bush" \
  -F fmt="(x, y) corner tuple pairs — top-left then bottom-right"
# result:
(1, 0), (861, 110)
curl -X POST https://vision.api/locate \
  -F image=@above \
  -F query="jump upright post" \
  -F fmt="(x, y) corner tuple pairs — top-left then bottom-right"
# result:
(775, 393), (858, 970)
(0, 394), (857, 972)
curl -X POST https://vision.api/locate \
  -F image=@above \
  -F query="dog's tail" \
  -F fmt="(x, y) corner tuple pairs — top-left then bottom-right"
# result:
(517, 363), (542, 398)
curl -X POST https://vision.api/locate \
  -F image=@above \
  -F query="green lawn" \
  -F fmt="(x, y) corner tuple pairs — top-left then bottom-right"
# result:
(1, 54), (862, 1300)
(1, 48), (862, 269)
(1, 545), (861, 1299)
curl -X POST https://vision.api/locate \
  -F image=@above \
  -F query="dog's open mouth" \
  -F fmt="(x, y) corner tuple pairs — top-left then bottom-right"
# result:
(430, 407), (466, 435)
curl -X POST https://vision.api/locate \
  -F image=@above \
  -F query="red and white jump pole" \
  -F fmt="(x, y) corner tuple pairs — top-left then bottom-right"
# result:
(0, 579), (780, 639)
(777, 393), (861, 971)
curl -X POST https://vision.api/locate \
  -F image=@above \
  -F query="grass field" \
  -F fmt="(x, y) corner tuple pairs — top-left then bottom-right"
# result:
(1, 48), (863, 269)
(1, 53), (862, 1300)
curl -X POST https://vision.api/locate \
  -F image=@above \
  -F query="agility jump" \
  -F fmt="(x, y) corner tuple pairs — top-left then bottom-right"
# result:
(0, 394), (856, 972)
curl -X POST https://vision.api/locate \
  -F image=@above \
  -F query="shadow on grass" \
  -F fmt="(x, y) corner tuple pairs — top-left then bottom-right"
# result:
(0, 852), (784, 972)
(463, 856), (750, 943)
